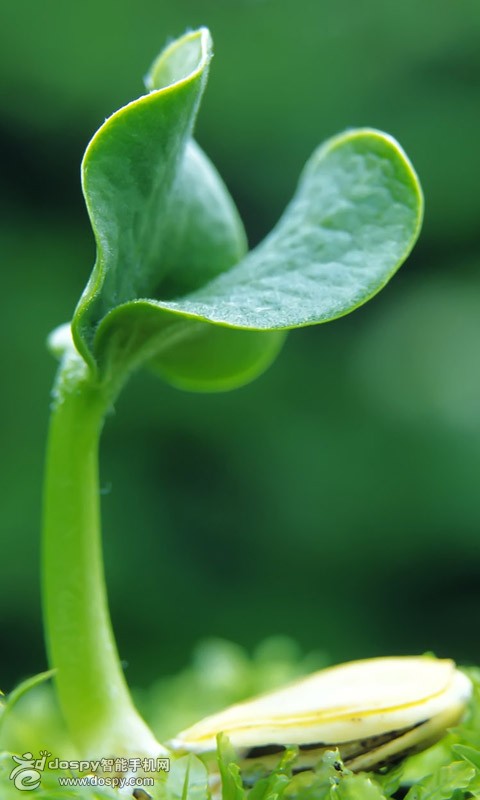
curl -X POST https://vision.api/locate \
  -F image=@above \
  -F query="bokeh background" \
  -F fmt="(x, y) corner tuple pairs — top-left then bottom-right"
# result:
(2, 0), (480, 697)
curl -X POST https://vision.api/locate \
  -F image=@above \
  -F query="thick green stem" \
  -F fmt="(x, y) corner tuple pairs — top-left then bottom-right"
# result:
(42, 348), (160, 757)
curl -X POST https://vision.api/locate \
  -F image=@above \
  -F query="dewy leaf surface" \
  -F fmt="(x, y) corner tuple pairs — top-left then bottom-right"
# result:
(73, 28), (423, 391)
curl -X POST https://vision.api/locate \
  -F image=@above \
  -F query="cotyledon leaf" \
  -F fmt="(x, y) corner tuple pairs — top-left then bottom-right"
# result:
(154, 129), (423, 330)
(72, 27), (423, 392)
(72, 27), (284, 391)
(73, 28), (242, 354)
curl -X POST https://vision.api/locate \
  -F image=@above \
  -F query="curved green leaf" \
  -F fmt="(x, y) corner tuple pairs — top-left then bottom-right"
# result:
(73, 27), (242, 362)
(71, 29), (423, 393)
(153, 129), (423, 329)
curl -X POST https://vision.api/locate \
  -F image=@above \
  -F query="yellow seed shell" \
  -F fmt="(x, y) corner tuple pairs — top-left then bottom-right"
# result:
(169, 656), (472, 755)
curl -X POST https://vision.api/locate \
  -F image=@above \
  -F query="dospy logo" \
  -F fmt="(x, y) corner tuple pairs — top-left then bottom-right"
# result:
(9, 751), (50, 791)
(9, 750), (168, 792)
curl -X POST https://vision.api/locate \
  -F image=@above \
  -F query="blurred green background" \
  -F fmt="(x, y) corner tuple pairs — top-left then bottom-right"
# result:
(2, 0), (480, 695)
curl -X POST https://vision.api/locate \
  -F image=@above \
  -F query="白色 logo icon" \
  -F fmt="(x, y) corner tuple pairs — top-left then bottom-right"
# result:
(9, 751), (50, 791)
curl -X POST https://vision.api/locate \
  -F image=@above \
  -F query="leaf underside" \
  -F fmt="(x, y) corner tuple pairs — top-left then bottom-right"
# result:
(70, 28), (423, 391)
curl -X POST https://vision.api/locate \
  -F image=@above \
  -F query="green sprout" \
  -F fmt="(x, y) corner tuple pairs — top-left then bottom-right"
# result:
(42, 26), (423, 761)
(7, 24), (429, 795)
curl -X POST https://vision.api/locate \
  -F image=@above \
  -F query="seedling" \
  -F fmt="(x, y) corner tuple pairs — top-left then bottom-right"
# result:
(14, 24), (480, 800)
(43, 23), (423, 762)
